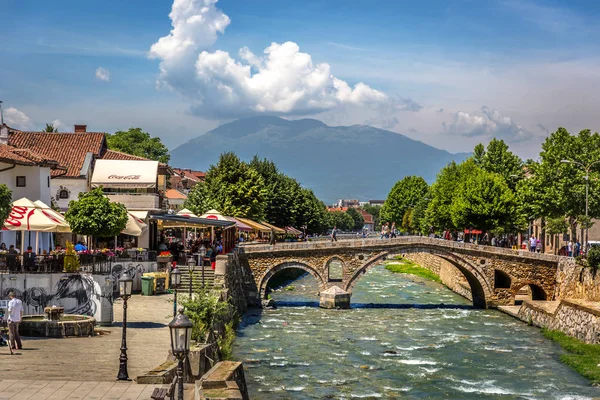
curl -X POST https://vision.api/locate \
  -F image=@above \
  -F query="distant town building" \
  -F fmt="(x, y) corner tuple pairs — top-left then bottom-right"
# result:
(369, 200), (385, 206)
(358, 209), (374, 231)
(171, 168), (205, 193)
(336, 199), (360, 208)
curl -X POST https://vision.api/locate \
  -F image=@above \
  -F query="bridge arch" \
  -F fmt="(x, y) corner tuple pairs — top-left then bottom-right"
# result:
(323, 256), (345, 282)
(512, 282), (547, 303)
(258, 260), (326, 299)
(344, 245), (493, 308)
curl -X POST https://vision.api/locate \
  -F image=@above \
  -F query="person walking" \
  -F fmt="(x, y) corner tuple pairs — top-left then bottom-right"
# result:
(331, 226), (338, 242)
(270, 229), (276, 246)
(7, 291), (23, 350)
(536, 239), (542, 253)
(390, 222), (397, 238)
(568, 240), (573, 257)
(529, 236), (537, 253)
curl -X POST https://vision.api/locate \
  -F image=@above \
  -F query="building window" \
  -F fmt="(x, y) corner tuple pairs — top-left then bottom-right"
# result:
(16, 176), (26, 187)
(59, 190), (69, 199)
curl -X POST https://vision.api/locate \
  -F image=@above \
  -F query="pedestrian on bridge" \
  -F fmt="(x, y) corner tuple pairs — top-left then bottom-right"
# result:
(331, 226), (338, 242)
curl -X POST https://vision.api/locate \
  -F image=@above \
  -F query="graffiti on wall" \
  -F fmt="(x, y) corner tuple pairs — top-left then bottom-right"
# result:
(110, 263), (146, 297)
(2, 274), (105, 316)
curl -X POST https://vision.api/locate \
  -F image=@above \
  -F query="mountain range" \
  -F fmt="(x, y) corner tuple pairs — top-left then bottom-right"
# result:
(169, 117), (469, 203)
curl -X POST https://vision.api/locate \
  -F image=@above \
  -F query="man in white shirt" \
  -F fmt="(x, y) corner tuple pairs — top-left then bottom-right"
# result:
(7, 292), (23, 350)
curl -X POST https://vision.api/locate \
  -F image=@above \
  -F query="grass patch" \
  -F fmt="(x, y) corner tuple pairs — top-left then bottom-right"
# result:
(385, 257), (441, 283)
(542, 328), (600, 385)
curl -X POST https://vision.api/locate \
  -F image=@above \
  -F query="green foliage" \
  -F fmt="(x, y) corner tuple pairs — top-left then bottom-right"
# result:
(44, 123), (57, 132)
(385, 257), (441, 283)
(542, 328), (600, 385)
(586, 246), (600, 269)
(426, 161), (461, 230)
(182, 287), (231, 344)
(546, 217), (569, 236)
(63, 241), (80, 272)
(106, 127), (170, 163)
(328, 210), (354, 231)
(475, 139), (524, 188)
(217, 320), (237, 361)
(205, 152), (267, 220)
(450, 166), (518, 232)
(65, 187), (128, 237)
(380, 176), (428, 226)
(345, 207), (365, 231)
(0, 184), (12, 227)
(183, 181), (214, 215)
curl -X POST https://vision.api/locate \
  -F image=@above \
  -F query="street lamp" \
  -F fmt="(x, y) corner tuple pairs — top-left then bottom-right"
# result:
(198, 245), (206, 288)
(171, 267), (181, 317)
(117, 271), (133, 381)
(561, 159), (600, 248)
(169, 309), (193, 400)
(187, 257), (196, 298)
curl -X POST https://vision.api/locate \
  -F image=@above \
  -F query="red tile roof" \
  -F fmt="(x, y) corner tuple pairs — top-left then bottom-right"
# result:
(0, 144), (60, 167)
(358, 209), (374, 224)
(8, 131), (106, 177)
(102, 149), (148, 161)
(165, 189), (187, 200)
(173, 168), (205, 181)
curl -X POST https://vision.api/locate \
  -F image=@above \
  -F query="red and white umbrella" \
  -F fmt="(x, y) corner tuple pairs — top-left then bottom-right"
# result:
(122, 212), (148, 237)
(3, 198), (70, 232)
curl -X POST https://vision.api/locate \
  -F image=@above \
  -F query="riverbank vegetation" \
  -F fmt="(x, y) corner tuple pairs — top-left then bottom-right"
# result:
(385, 257), (441, 283)
(542, 329), (600, 385)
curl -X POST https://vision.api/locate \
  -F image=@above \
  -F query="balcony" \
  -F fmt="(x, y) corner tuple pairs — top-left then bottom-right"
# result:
(105, 193), (162, 210)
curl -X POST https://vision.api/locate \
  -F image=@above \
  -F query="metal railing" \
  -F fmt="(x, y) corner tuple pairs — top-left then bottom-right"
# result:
(0, 251), (158, 275)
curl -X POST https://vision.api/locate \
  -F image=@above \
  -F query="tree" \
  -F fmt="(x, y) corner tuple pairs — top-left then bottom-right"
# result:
(0, 184), (12, 227)
(426, 161), (461, 231)
(346, 208), (365, 231)
(205, 153), (267, 219)
(44, 123), (57, 132)
(65, 187), (128, 241)
(106, 128), (170, 163)
(183, 181), (214, 215)
(474, 139), (523, 188)
(329, 211), (354, 231)
(450, 167), (518, 232)
(380, 176), (428, 226)
(295, 188), (329, 234)
(533, 128), (600, 240)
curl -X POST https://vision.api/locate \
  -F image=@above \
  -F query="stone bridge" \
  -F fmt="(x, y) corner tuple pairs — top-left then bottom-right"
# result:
(237, 237), (562, 309)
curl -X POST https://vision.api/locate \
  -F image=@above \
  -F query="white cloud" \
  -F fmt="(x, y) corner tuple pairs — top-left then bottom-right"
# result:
(149, 0), (395, 118)
(443, 106), (534, 143)
(95, 67), (110, 82)
(51, 119), (63, 131)
(4, 107), (34, 130)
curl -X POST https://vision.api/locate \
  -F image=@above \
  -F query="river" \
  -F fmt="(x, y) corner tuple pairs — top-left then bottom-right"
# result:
(233, 264), (600, 399)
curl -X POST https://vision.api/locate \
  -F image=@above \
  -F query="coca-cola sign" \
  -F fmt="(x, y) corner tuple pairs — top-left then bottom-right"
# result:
(108, 174), (141, 180)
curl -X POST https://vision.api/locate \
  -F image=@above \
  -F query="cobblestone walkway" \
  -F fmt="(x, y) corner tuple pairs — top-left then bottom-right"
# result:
(0, 294), (173, 382)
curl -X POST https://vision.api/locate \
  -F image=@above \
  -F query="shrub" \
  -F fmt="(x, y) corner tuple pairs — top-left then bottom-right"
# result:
(586, 246), (600, 269)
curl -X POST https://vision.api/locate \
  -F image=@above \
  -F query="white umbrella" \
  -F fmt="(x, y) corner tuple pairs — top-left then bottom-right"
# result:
(177, 208), (199, 218)
(199, 209), (228, 221)
(122, 212), (148, 237)
(4, 198), (70, 232)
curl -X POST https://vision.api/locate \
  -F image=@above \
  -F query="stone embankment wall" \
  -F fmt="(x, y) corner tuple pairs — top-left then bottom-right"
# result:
(403, 253), (473, 301)
(553, 259), (600, 301)
(517, 300), (600, 344)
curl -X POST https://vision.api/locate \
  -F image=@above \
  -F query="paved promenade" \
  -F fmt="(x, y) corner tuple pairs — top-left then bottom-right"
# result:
(0, 294), (174, 398)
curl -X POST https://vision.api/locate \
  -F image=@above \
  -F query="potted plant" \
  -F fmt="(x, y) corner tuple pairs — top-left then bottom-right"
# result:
(157, 251), (173, 263)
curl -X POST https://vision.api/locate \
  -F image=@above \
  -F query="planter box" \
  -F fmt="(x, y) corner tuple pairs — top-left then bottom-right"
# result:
(157, 255), (173, 264)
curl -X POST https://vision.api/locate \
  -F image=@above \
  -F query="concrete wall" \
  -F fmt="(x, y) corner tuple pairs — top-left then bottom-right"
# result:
(0, 272), (113, 324)
(0, 261), (159, 325)
(52, 178), (88, 211)
(0, 162), (52, 205)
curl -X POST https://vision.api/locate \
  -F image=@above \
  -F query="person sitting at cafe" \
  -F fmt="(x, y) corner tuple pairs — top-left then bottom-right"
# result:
(158, 242), (168, 251)
(23, 246), (36, 271)
(74, 241), (87, 252)
(7, 245), (18, 271)
(0, 243), (6, 251)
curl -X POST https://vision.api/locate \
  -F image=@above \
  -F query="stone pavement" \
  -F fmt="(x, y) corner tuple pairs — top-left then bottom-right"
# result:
(0, 380), (168, 400)
(0, 294), (174, 384)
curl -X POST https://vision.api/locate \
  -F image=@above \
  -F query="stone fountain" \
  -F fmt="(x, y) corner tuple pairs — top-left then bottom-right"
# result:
(19, 306), (96, 338)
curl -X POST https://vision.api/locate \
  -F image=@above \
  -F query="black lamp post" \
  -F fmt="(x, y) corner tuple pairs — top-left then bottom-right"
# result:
(171, 267), (181, 317)
(117, 271), (133, 381)
(199, 245), (206, 287)
(169, 309), (193, 400)
(187, 257), (195, 298)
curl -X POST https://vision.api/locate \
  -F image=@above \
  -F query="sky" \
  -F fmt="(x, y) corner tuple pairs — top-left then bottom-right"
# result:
(2, 0), (600, 159)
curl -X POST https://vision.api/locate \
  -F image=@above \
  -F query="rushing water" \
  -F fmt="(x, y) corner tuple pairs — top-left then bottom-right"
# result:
(233, 265), (600, 399)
